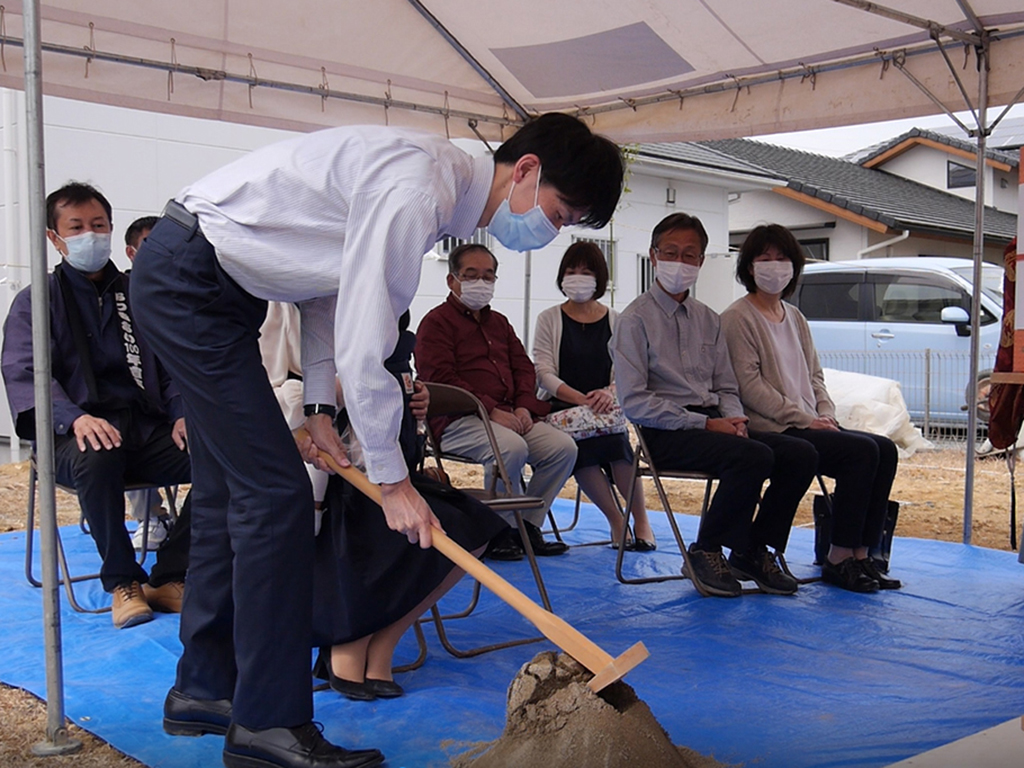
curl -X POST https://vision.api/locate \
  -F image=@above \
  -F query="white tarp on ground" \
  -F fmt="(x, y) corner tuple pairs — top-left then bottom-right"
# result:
(0, 2), (1022, 144)
(824, 368), (934, 458)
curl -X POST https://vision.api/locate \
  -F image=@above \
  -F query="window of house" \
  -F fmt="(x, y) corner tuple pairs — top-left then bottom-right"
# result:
(947, 161), (976, 189)
(572, 235), (615, 270)
(799, 238), (829, 261)
(433, 228), (491, 257)
(637, 254), (654, 294)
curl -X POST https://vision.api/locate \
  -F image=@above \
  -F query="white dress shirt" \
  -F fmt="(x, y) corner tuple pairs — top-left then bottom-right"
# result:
(179, 126), (494, 483)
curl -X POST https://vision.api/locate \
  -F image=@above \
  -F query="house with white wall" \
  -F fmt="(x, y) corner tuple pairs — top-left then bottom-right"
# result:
(0, 89), (780, 452)
(851, 127), (1018, 214)
(697, 136), (1017, 264)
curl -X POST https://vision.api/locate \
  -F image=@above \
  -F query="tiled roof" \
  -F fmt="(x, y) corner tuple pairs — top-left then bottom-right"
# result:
(848, 127), (1019, 167)
(637, 142), (781, 180)
(699, 138), (1017, 243)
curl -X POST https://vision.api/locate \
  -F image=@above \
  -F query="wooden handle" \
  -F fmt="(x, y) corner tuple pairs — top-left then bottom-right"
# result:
(296, 429), (617, 675)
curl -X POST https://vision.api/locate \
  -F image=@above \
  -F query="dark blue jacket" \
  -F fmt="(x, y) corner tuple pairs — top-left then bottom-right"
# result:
(1, 260), (183, 441)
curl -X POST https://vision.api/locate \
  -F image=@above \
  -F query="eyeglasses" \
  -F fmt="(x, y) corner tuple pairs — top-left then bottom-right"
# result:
(457, 272), (496, 283)
(652, 247), (702, 263)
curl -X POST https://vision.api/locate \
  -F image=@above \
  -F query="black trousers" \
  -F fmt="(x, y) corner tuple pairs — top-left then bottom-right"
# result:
(131, 217), (314, 730)
(783, 427), (898, 549)
(641, 426), (816, 552)
(53, 421), (191, 591)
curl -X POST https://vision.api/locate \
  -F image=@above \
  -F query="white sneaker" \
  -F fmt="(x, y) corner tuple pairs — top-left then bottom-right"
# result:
(132, 514), (172, 551)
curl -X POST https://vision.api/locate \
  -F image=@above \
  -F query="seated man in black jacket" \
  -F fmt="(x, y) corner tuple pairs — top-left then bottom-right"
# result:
(2, 182), (192, 629)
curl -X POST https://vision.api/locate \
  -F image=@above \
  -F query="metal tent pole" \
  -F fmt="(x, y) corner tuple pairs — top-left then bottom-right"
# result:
(522, 250), (532, 350)
(23, 0), (81, 757)
(962, 39), (989, 545)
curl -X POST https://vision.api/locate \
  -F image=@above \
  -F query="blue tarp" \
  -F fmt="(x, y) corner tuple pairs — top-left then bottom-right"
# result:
(2, 497), (1023, 768)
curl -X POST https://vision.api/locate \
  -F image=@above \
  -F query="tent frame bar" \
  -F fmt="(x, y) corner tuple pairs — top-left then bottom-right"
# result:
(831, 0), (983, 45)
(0, 36), (522, 130)
(572, 28), (1024, 120)
(405, 0), (528, 121)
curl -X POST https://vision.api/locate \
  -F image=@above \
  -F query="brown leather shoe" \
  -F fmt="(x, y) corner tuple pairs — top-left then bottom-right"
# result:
(112, 581), (155, 629)
(143, 581), (185, 613)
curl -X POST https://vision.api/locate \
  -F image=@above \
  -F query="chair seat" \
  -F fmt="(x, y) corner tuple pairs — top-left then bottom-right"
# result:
(461, 488), (546, 513)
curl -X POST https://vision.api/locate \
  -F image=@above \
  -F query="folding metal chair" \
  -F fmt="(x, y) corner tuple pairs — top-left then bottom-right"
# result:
(543, 469), (622, 548)
(24, 455), (177, 614)
(420, 381), (553, 657)
(614, 424), (719, 594)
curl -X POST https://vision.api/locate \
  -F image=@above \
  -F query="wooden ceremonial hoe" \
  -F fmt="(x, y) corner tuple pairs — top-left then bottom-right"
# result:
(296, 430), (648, 693)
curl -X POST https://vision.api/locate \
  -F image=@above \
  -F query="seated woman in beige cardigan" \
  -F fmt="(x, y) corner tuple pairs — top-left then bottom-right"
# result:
(721, 224), (901, 593)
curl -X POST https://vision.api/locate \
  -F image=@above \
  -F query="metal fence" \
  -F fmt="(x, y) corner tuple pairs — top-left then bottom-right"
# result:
(817, 349), (994, 440)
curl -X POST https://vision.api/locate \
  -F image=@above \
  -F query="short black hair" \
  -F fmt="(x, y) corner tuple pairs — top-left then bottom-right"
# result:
(448, 243), (497, 275)
(125, 215), (159, 247)
(46, 182), (113, 231)
(493, 113), (624, 229)
(650, 212), (708, 253)
(736, 224), (805, 299)
(556, 241), (608, 300)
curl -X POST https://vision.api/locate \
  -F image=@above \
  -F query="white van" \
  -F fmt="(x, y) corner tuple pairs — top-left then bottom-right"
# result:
(789, 257), (1003, 427)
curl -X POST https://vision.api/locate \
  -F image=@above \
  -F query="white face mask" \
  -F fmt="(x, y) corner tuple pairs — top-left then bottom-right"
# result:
(561, 274), (597, 303)
(487, 165), (560, 252)
(59, 231), (112, 273)
(456, 279), (495, 311)
(655, 261), (700, 296)
(752, 261), (794, 296)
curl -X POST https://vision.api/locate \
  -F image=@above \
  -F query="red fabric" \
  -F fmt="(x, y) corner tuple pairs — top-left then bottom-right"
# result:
(989, 238), (1024, 449)
(415, 294), (550, 437)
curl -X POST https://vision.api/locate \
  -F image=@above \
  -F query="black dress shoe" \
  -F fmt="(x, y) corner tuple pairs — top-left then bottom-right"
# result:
(162, 687), (231, 736)
(822, 557), (879, 593)
(223, 722), (384, 768)
(313, 649), (375, 701)
(859, 557), (902, 590)
(519, 521), (569, 556)
(365, 678), (404, 698)
(484, 528), (524, 561)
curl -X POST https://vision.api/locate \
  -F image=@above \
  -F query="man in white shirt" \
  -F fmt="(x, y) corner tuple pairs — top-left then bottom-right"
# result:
(130, 114), (623, 768)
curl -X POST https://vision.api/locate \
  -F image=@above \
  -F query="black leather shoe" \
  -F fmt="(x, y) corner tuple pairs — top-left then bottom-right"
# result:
(519, 521), (569, 556)
(313, 649), (375, 701)
(822, 557), (879, 593)
(484, 528), (524, 561)
(162, 687), (231, 736)
(728, 547), (798, 596)
(859, 557), (902, 590)
(223, 722), (384, 768)
(365, 678), (404, 698)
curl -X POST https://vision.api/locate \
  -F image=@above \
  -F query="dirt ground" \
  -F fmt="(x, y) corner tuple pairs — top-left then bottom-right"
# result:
(0, 445), (1018, 766)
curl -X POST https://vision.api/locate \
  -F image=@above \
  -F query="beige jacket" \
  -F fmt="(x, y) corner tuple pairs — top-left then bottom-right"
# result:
(721, 296), (835, 433)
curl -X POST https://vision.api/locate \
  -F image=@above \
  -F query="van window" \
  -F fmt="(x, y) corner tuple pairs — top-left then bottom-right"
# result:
(795, 276), (860, 320)
(870, 276), (969, 323)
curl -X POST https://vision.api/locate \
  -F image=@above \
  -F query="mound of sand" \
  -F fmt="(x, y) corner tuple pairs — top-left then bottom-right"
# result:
(452, 651), (727, 768)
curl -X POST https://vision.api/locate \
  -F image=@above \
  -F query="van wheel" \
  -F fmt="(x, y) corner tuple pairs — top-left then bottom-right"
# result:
(967, 370), (993, 424)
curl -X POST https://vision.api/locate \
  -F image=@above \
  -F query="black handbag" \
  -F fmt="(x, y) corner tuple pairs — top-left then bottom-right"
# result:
(813, 494), (899, 573)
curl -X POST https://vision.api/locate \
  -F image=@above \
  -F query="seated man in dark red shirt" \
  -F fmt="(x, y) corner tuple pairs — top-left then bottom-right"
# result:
(416, 244), (575, 560)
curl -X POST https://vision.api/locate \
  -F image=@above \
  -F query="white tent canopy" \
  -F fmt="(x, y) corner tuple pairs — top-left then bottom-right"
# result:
(5, 0), (1023, 753)
(0, 1), (1022, 144)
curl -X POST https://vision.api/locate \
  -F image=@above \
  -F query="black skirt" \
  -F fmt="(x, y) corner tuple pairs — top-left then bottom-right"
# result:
(312, 473), (507, 646)
(574, 432), (634, 472)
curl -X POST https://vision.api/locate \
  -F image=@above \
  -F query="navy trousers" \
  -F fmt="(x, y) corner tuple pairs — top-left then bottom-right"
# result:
(641, 426), (816, 553)
(53, 421), (192, 591)
(783, 427), (898, 549)
(131, 216), (315, 730)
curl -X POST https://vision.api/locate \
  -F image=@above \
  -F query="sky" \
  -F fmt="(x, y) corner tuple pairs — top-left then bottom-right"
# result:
(751, 103), (1024, 158)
